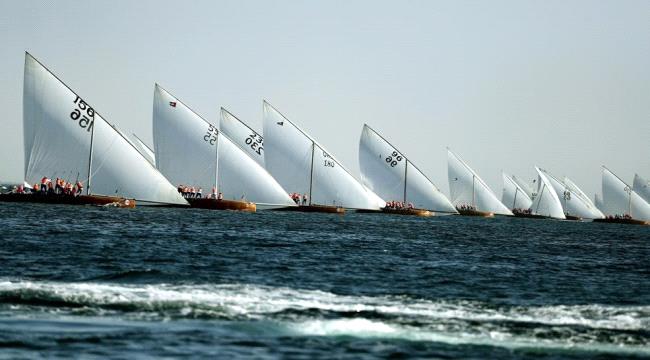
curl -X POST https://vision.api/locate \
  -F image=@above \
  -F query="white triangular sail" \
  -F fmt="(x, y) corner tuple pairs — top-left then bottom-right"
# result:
(594, 193), (605, 213)
(563, 176), (604, 219)
(153, 86), (295, 206)
(23, 53), (186, 206)
(512, 175), (535, 199)
(602, 167), (650, 220)
(359, 125), (455, 212)
(633, 174), (650, 204)
(132, 133), (156, 166)
(530, 167), (565, 219)
(263, 101), (380, 209)
(564, 177), (596, 208)
(541, 169), (603, 219)
(446, 149), (512, 215)
(219, 108), (265, 167)
(501, 172), (533, 210)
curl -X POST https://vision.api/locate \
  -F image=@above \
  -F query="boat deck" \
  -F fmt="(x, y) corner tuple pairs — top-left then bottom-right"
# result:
(0, 193), (135, 208)
(512, 211), (549, 219)
(275, 204), (345, 214)
(457, 209), (494, 218)
(186, 198), (256, 212)
(593, 218), (648, 226)
(564, 215), (583, 221)
(357, 207), (432, 217)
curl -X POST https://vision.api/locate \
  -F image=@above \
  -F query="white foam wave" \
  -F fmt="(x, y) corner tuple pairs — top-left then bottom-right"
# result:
(0, 279), (648, 354)
(0, 280), (647, 330)
(285, 318), (650, 355)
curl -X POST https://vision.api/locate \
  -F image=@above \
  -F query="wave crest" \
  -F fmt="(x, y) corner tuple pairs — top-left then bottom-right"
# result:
(0, 279), (648, 354)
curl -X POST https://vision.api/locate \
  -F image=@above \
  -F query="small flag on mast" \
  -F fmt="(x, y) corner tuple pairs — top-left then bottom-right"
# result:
(169, 101), (177, 107)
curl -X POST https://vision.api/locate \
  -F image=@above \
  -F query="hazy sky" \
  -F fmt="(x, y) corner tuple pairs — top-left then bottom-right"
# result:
(1, 0), (648, 199)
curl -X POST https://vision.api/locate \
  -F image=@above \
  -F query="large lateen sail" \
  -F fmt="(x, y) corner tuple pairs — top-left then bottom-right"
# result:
(530, 167), (565, 219)
(132, 133), (156, 166)
(512, 175), (535, 199)
(153, 86), (295, 207)
(263, 101), (380, 210)
(446, 149), (512, 215)
(23, 53), (186, 206)
(563, 176), (604, 219)
(541, 169), (603, 219)
(601, 167), (650, 220)
(359, 125), (455, 213)
(219, 108), (265, 167)
(633, 174), (650, 204)
(501, 172), (533, 210)
(594, 193), (605, 214)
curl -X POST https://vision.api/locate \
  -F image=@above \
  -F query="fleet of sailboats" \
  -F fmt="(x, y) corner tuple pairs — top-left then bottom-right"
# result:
(0, 52), (646, 225)
(540, 169), (603, 220)
(593, 167), (650, 225)
(152, 85), (295, 211)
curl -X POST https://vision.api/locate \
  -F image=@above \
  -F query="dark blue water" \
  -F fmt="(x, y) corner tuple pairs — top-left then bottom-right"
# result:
(0, 203), (648, 359)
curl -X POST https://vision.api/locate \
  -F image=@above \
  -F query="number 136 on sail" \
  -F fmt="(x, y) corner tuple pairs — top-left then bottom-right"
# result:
(70, 95), (94, 132)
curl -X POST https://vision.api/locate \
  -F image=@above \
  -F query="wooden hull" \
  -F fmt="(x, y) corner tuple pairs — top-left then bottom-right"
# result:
(457, 209), (494, 218)
(0, 193), (135, 208)
(357, 208), (433, 217)
(564, 215), (582, 221)
(276, 204), (345, 214)
(513, 212), (549, 219)
(593, 218), (648, 226)
(187, 198), (256, 212)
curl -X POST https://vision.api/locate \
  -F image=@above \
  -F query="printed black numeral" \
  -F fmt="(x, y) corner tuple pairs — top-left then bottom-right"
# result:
(246, 135), (262, 153)
(71, 109), (80, 120)
(204, 125), (217, 145)
(71, 96), (95, 133)
(385, 151), (403, 167)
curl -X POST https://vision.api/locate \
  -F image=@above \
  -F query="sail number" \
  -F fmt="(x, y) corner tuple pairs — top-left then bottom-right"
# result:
(244, 133), (263, 156)
(204, 124), (217, 145)
(323, 151), (335, 167)
(385, 151), (403, 167)
(71, 96), (94, 133)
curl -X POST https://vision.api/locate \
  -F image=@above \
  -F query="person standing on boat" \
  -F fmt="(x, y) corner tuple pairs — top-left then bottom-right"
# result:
(75, 181), (83, 196)
(302, 193), (308, 206)
(40, 177), (49, 194)
(217, 191), (223, 200)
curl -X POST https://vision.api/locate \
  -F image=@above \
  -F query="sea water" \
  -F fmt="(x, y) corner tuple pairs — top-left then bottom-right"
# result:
(0, 203), (648, 359)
